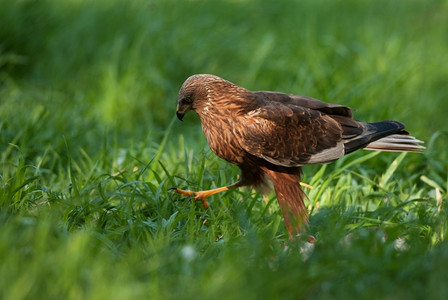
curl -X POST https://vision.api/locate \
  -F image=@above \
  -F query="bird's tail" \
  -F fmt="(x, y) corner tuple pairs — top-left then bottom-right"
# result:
(363, 134), (425, 152)
(263, 168), (308, 238)
(344, 121), (425, 154)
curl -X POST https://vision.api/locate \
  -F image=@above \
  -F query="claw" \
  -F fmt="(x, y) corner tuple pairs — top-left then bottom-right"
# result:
(169, 185), (233, 210)
(170, 187), (194, 196)
(198, 198), (209, 209)
(169, 187), (209, 209)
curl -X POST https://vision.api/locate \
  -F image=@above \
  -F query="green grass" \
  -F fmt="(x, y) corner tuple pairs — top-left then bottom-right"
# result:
(1, 0), (448, 299)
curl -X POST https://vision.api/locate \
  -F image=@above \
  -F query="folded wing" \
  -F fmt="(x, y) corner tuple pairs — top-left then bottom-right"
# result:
(238, 92), (424, 167)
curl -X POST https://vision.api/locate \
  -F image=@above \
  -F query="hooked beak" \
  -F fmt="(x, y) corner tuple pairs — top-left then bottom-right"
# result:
(176, 105), (184, 121)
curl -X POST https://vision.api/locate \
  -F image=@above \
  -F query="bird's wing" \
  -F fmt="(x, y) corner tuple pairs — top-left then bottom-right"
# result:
(254, 91), (368, 143)
(253, 91), (353, 118)
(237, 101), (345, 167)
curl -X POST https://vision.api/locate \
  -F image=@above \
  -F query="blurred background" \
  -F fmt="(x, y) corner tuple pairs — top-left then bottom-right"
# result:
(1, 0), (447, 158)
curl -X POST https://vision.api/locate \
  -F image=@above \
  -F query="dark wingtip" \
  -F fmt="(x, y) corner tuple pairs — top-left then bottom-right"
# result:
(370, 120), (405, 132)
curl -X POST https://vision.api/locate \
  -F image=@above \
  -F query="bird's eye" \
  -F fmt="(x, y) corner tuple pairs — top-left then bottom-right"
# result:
(183, 96), (193, 104)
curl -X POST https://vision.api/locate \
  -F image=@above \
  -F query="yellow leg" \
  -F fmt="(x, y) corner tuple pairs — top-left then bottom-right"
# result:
(170, 185), (236, 209)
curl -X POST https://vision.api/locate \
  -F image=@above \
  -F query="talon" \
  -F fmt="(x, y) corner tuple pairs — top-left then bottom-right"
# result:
(169, 185), (232, 210)
(200, 199), (209, 209)
(170, 187), (194, 197)
(169, 187), (210, 209)
(192, 191), (210, 209)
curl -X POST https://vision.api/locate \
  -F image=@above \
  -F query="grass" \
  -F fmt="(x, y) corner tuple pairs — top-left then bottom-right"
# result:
(1, 0), (448, 299)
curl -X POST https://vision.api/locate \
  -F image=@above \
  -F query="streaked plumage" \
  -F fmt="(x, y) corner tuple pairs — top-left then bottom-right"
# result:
(173, 74), (424, 237)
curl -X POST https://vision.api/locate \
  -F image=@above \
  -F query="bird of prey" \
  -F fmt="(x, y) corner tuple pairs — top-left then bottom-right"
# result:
(172, 74), (424, 238)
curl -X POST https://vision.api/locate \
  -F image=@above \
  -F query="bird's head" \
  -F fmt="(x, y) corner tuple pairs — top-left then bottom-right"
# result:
(176, 74), (232, 121)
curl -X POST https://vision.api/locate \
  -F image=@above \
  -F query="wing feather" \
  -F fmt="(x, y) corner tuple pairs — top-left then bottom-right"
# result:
(237, 101), (344, 167)
(253, 91), (353, 118)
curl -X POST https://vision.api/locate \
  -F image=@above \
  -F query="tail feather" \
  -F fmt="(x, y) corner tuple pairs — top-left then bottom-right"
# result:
(262, 168), (307, 238)
(364, 134), (425, 152)
(344, 121), (425, 154)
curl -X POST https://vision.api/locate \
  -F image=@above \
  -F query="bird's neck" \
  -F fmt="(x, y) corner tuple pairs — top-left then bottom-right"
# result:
(197, 85), (254, 118)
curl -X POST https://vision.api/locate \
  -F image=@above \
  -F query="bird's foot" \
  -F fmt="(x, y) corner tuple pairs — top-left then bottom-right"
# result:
(170, 185), (233, 209)
(169, 187), (210, 209)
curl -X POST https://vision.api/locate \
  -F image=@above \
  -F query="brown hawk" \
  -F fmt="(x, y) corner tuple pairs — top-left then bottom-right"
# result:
(171, 74), (424, 238)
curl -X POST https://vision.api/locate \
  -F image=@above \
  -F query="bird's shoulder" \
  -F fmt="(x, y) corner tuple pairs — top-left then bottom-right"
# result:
(252, 91), (353, 118)
(241, 92), (322, 126)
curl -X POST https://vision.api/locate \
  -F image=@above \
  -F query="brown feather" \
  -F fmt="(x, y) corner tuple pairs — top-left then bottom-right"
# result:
(262, 168), (308, 237)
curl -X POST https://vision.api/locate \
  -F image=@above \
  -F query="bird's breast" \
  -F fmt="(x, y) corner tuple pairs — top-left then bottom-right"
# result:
(200, 113), (245, 165)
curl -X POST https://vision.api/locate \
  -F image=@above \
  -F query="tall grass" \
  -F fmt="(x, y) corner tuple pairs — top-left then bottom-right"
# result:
(1, 0), (448, 299)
